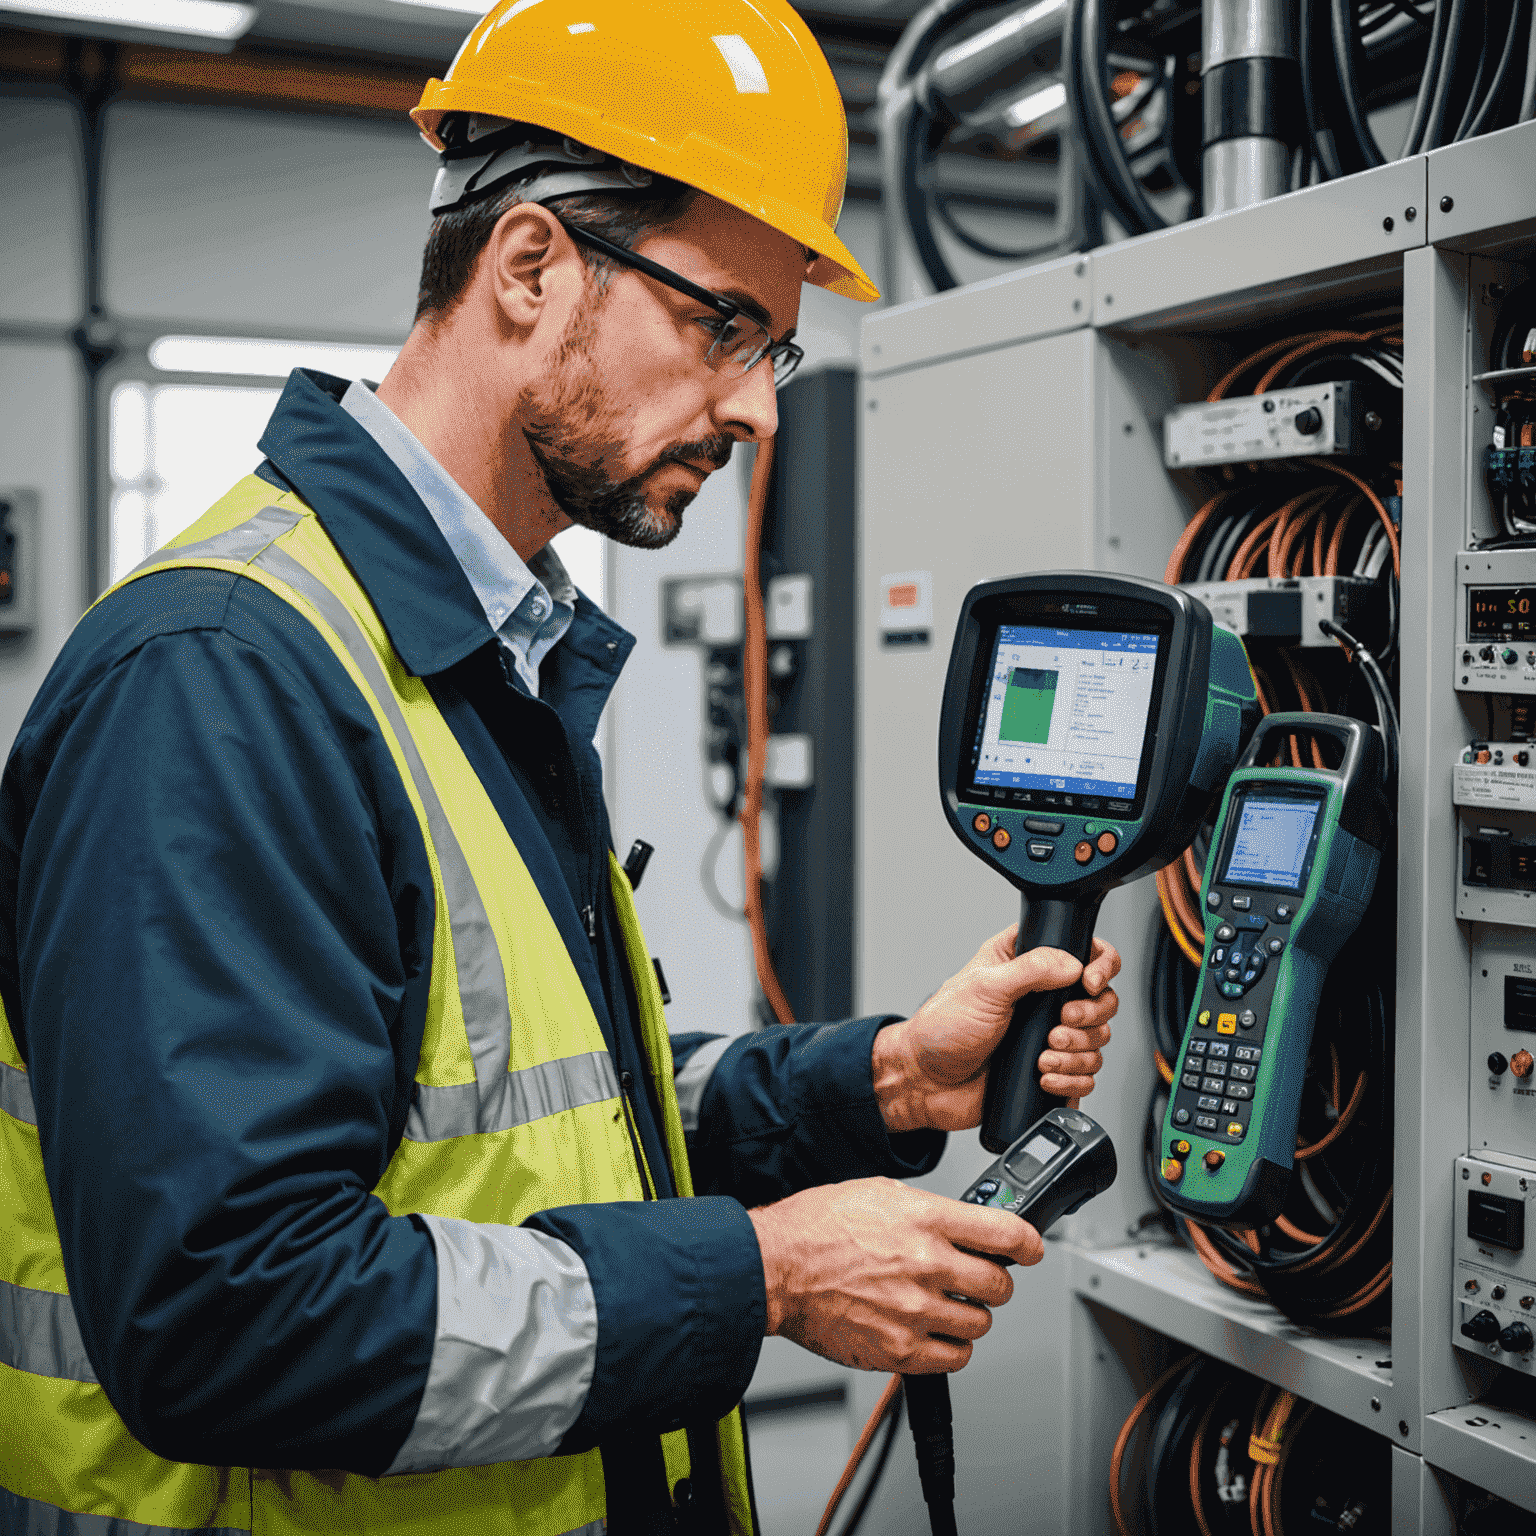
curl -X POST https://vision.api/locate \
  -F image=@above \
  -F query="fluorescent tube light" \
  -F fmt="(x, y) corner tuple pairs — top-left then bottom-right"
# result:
(390, 1), (494, 14)
(149, 336), (401, 381)
(1, 1), (256, 41)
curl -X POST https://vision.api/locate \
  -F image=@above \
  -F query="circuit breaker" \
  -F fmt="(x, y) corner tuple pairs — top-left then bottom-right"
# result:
(1453, 1155), (1536, 1378)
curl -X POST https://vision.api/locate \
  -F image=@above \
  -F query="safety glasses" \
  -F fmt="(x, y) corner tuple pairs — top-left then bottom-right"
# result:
(554, 217), (804, 389)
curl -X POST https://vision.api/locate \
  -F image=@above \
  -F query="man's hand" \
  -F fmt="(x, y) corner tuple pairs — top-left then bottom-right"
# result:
(748, 1177), (1041, 1374)
(872, 925), (1120, 1135)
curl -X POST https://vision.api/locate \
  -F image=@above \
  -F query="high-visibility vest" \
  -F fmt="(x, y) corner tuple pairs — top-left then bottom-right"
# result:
(0, 474), (753, 1536)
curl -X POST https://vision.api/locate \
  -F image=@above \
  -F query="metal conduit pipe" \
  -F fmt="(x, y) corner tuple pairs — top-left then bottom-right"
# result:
(913, 0), (1066, 122)
(1202, 0), (1300, 214)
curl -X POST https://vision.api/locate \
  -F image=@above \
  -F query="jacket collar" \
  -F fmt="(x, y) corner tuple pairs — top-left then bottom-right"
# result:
(256, 370), (634, 708)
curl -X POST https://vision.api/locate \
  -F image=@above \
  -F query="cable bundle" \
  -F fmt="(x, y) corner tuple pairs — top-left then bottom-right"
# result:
(1147, 321), (1400, 1331)
(1110, 1354), (1390, 1535)
(1481, 280), (1536, 546)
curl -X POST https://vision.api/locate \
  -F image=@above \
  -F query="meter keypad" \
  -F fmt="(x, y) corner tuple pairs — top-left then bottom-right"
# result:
(1173, 894), (1289, 1143)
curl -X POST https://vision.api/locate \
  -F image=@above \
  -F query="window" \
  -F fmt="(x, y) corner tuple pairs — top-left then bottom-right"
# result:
(108, 337), (606, 609)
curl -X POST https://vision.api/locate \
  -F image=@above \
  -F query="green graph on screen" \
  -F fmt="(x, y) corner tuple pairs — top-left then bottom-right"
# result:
(999, 667), (1058, 744)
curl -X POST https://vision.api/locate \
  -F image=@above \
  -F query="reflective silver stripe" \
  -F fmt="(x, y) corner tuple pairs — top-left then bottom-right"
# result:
(407, 1051), (620, 1143)
(673, 1035), (734, 1134)
(0, 1060), (35, 1125)
(0, 1279), (96, 1383)
(0, 1487), (246, 1536)
(385, 1216), (597, 1472)
(250, 544), (518, 1127)
(124, 504), (303, 580)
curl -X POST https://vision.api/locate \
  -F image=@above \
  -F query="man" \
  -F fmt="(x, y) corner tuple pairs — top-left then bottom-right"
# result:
(0, 3), (1118, 1533)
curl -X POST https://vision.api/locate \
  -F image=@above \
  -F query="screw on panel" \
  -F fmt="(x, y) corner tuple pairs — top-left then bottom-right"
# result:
(1383, 216), (1394, 232)
(1399, 1420), (1410, 1437)
(1073, 299), (1083, 312)
(1441, 195), (1455, 212)
(1123, 422), (1134, 435)
(1103, 294), (1114, 305)
(867, 399), (878, 410)
(1075, 261), (1086, 277)
(1370, 1398), (1381, 1411)
(1405, 207), (1417, 221)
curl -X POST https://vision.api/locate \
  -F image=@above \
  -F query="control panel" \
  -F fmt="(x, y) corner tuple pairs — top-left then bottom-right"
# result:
(1468, 927), (1536, 1159)
(1456, 740), (1536, 927)
(1456, 549), (1536, 694)
(1454, 1155), (1536, 1377)
(1163, 380), (1400, 468)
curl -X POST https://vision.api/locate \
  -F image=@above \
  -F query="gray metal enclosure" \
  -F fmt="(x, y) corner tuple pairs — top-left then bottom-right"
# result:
(854, 117), (1536, 1533)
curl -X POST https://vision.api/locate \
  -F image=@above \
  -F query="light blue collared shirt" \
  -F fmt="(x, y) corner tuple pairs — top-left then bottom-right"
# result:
(340, 380), (576, 696)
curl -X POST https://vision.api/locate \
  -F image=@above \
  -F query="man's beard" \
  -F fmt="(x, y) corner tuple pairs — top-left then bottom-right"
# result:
(519, 297), (733, 551)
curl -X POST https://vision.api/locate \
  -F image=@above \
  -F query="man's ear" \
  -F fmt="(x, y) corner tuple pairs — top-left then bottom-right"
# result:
(485, 203), (572, 326)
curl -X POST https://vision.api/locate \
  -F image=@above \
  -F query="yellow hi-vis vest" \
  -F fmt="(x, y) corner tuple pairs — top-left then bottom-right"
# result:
(0, 475), (754, 1536)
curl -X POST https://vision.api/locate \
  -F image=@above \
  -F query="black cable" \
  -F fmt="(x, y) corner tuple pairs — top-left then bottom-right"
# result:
(833, 1389), (905, 1536)
(902, 1374), (957, 1536)
(1523, 1), (1536, 118)
(1461, 0), (1526, 139)
(1332, 0), (1389, 167)
(1449, 0), (1493, 142)
(1065, 0), (1168, 236)
(1420, 0), (1469, 149)
(1402, 0), (1450, 153)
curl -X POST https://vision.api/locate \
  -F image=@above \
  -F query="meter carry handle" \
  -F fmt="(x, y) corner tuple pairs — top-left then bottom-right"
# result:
(1239, 712), (1382, 787)
(979, 894), (1102, 1154)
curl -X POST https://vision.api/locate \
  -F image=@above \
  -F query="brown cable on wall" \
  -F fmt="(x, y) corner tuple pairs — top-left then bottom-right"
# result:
(741, 436), (796, 1026)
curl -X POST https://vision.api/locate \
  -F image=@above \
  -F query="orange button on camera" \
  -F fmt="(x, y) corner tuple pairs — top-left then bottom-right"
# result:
(973, 812), (991, 834)
(992, 827), (1011, 850)
(1096, 831), (1118, 855)
(1074, 841), (1094, 864)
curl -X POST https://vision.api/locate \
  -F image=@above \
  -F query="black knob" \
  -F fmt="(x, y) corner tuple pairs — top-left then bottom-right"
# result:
(1498, 1321), (1534, 1354)
(1461, 1309), (1502, 1344)
(1294, 407), (1324, 436)
(1490, 1052), (1510, 1075)
(1481, 647), (1496, 662)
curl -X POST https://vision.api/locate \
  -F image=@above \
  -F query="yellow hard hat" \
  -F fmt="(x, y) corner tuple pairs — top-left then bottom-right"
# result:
(411, 0), (879, 303)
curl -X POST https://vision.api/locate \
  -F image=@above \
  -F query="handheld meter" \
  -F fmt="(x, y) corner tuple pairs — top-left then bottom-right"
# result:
(1157, 713), (1388, 1228)
(939, 573), (1258, 1151)
(957, 1106), (1118, 1240)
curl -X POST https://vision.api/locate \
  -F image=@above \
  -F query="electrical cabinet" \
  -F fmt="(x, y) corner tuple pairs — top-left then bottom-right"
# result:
(854, 118), (1536, 1534)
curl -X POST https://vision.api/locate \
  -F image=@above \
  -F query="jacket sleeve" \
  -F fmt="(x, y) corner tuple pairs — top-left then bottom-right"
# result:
(671, 1021), (947, 1207)
(5, 593), (762, 1477)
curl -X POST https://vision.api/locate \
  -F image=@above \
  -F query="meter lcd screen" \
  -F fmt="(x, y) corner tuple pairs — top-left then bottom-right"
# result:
(1221, 795), (1323, 891)
(1468, 586), (1536, 641)
(1002, 1126), (1069, 1185)
(972, 625), (1161, 802)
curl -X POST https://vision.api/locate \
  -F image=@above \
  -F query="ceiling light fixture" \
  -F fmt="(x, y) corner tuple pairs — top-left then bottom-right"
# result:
(1, 1), (256, 44)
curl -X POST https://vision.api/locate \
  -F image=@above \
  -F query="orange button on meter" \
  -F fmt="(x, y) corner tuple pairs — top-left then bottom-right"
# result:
(972, 812), (991, 834)
(1216, 1013), (1237, 1034)
(1160, 1158), (1183, 1183)
(992, 827), (1011, 850)
(1096, 831), (1118, 855)
(1074, 841), (1093, 864)
(1203, 1149), (1225, 1172)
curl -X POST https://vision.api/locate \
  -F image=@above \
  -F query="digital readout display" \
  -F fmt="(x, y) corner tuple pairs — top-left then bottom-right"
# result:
(972, 625), (1160, 799)
(1221, 795), (1323, 891)
(1469, 587), (1536, 640)
(1002, 1128), (1068, 1186)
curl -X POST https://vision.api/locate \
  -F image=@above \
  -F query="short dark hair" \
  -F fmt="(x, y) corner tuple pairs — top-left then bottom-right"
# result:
(414, 175), (700, 324)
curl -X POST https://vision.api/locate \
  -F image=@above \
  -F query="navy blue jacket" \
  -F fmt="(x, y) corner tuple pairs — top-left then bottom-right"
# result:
(0, 370), (944, 1475)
